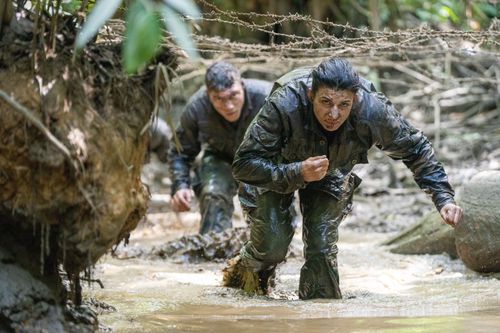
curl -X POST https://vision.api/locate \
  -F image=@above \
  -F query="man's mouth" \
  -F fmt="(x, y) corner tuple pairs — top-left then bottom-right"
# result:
(325, 120), (339, 128)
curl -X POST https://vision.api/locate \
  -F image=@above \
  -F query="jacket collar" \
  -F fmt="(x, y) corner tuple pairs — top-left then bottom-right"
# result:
(239, 79), (253, 124)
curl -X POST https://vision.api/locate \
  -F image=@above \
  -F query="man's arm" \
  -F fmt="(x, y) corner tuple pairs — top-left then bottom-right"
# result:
(168, 107), (200, 195)
(233, 102), (306, 193)
(366, 93), (462, 225)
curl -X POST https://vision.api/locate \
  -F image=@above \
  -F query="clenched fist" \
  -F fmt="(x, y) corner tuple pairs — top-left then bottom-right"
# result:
(439, 203), (463, 227)
(300, 155), (329, 182)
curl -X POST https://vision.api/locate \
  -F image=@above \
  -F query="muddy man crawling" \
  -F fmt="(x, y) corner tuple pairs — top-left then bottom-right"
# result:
(223, 57), (463, 300)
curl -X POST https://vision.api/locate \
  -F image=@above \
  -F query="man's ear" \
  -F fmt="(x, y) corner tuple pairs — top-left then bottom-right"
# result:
(307, 88), (313, 102)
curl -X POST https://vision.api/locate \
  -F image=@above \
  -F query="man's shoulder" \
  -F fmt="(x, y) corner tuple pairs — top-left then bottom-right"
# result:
(184, 86), (211, 116)
(353, 79), (395, 124)
(267, 73), (310, 115)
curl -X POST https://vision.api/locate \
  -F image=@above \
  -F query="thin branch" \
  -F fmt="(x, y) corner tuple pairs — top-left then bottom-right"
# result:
(392, 63), (440, 86)
(0, 89), (74, 164)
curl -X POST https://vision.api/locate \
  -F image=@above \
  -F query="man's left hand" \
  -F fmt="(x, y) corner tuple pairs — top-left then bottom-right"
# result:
(439, 203), (463, 227)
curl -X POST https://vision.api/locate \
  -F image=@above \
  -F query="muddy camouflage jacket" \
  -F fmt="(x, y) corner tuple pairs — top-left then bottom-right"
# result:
(169, 79), (272, 194)
(233, 68), (455, 211)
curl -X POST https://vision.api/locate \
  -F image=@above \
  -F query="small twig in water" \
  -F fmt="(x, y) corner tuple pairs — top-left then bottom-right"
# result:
(80, 277), (105, 289)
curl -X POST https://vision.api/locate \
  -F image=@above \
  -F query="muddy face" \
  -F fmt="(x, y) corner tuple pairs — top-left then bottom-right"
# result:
(308, 87), (355, 132)
(207, 81), (245, 123)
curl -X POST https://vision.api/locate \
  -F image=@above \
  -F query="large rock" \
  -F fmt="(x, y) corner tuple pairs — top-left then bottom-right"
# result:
(455, 170), (500, 272)
(383, 210), (457, 258)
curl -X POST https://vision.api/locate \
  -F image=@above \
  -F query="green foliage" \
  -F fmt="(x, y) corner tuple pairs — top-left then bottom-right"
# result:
(123, 1), (161, 74)
(164, 0), (201, 19)
(159, 1), (199, 60)
(75, 0), (122, 48)
(413, 1), (461, 25)
(472, 2), (499, 20)
(74, 0), (200, 74)
(399, 0), (498, 29)
(61, 0), (81, 14)
(199, 0), (497, 44)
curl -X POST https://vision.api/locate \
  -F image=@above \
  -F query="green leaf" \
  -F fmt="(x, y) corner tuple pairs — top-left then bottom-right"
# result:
(440, 6), (459, 23)
(159, 4), (199, 59)
(161, 0), (201, 19)
(61, 0), (82, 14)
(75, 0), (123, 49)
(123, 1), (162, 74)
(474, 3), (498, 18)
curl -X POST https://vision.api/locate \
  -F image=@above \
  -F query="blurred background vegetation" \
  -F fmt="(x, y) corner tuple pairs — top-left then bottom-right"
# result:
(198, 0), (498, 44)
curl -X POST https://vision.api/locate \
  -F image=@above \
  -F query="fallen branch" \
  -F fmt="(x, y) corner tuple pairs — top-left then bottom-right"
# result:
(0, 89), (74, 164)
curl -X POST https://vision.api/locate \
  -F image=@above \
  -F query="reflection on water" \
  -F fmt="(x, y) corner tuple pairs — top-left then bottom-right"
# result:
(86, 232), (500, 333)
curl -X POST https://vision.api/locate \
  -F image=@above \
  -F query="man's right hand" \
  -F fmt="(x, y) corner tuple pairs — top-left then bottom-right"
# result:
(300, 155), (329, 182)
(170, 188), (193, 212)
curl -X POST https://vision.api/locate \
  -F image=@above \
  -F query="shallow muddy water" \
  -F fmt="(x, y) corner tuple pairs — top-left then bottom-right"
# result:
(86, 230), (500, 333)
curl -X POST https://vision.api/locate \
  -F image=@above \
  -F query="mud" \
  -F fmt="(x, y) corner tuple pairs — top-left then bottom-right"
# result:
(86, 231), (500, 333)
(86, 141), (500, 332)
(114, 227), (250, 263)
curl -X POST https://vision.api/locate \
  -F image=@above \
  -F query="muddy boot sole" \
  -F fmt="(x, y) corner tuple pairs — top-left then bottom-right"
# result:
(258, 266), (276, 294)
(222, 255), (266, 295)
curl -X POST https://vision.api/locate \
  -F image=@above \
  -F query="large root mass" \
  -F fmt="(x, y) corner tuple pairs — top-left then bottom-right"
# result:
(0, 21), (173, 331)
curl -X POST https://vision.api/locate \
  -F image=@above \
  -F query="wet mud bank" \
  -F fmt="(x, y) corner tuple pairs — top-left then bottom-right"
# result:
(0, 19), (174, 331)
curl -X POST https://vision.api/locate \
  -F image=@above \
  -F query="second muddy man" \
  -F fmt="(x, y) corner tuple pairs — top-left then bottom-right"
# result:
(223, 57), (463, 299)
(168, 62), (272, 234)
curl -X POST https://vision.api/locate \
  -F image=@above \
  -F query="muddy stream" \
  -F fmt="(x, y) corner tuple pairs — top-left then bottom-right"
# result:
(85, 203), (500, 333)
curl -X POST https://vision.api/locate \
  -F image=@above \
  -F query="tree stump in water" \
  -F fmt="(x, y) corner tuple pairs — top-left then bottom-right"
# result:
(455, 170), (500, 273)
(382, 210), (457, 258)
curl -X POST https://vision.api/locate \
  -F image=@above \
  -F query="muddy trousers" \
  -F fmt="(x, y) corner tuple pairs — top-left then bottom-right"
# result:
(240, 188), (352, 299)
(193, 153), (238, 234)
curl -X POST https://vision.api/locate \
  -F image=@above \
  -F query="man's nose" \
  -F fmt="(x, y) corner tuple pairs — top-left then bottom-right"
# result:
(329, 107), (340, 120)
(224, 101), (234, 111)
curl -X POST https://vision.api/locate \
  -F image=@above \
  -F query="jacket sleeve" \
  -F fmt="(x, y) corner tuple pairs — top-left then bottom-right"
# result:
(232, 102), (306, 193)
(367, 93), (455, 211)
(168, 107), (200, 194)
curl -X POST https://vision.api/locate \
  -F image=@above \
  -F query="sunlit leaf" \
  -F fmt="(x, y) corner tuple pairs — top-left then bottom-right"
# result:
(75, 0), (123, 49)
(159, 4), (199, 59)
(123, 1), (162, 74)
(440, 6), (458, 23)
(161, 0), (201, 19)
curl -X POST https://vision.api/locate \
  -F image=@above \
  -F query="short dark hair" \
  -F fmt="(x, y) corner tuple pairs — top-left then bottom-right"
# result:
(311, 57), (360, 94)
(205, 61), (241, 91)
